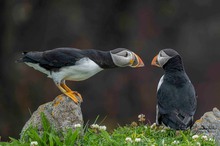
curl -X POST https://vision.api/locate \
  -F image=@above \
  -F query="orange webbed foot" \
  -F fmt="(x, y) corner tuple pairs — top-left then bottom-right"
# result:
(56, 82), (83, 104)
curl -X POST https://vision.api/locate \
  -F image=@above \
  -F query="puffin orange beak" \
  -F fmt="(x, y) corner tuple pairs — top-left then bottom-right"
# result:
(130, 53), (145, 68)
(151, 54), (161, 67)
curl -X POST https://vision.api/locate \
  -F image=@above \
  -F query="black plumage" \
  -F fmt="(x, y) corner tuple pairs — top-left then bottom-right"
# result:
(152, 49), (197, 130)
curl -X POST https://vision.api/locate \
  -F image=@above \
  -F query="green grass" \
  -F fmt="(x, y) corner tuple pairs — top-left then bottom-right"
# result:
(0, 113), (216, 146)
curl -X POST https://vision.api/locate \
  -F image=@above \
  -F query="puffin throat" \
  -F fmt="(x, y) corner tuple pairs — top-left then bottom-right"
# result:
(163, 56), (184, 72)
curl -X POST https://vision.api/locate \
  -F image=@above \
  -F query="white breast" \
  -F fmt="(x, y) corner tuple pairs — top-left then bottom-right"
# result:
(51, 58), (103, 83)
(157, 75), (164, 91)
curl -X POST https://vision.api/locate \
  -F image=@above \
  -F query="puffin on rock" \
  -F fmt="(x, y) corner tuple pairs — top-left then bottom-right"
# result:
(151, 48), (197, 130)
(18, 47), (144, 103)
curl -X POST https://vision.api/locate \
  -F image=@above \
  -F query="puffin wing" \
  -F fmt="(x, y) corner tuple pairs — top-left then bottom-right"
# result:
(23, 48), (85, 70)
(157, 81), (196, 115)
(42, 48), (84, 68)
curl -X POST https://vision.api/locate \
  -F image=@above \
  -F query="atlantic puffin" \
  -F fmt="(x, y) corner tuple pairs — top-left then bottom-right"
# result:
(18, 47), (144, 103)
(151, 48), (197, 130)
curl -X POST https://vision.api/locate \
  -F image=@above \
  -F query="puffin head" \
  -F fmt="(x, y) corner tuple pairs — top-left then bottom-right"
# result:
(151, 48), (180, 68)
(110, 48), (144, 68)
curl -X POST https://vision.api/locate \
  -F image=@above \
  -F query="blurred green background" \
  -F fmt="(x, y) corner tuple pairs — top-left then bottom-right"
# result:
(1, 0), (220, 141)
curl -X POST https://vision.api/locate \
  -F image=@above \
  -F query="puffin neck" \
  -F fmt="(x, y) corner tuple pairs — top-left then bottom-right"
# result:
(163, 55), (184, 72)
(84, 50), (117, 69)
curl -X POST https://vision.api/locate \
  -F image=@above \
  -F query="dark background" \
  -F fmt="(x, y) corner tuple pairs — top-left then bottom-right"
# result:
(1, 0), (220, 141)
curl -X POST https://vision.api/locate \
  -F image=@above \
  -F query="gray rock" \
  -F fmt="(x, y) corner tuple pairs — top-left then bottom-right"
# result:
(213, 107), (220, 118)
(191, 107), (220, 143)
(20, 94), (83, 139)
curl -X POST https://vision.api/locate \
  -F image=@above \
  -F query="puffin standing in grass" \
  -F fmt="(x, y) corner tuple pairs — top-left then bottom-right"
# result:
(151, 48), (197, 130)
(18, 47), (144, 103)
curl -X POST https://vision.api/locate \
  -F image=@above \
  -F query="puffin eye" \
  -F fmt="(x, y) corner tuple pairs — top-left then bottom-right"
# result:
(125, 52), (128, 57)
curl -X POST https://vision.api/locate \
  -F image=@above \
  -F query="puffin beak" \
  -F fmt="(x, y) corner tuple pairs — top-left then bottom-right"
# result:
(130, 53), (145, 68)
(151, 54), (161, 67)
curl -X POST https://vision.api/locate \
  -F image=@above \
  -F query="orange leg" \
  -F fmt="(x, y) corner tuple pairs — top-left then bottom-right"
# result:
(56, 83), (83, 103)
(60, 83), (83, 102)
(60, 82), (72, 91)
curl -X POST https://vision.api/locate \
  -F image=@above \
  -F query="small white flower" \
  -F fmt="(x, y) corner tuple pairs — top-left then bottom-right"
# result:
(99, 125), (107, 131)
(125, 137), (133, 143)
(138, 114), (145, 119)
(138, 114), (146, 122)
(201, 135), (208, 141)
(74, 123), (81, 128)
(196, 142), (201, 146)
(172, 140), (179, 144)
(90, 124), (99, 129)
(30, 141), (38, 146)
(150, 123), (157, 129)
(209, 137), (214, 141)
(192, 135), (199, 140)
(134, 138), (141, 142)
(161, 129), (166, 133)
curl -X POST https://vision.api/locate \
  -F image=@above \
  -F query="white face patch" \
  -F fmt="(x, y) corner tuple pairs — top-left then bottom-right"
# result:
(110, 50), (134, 67)
(157, 50), (172, 67)
(51, 58), (103, 83)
